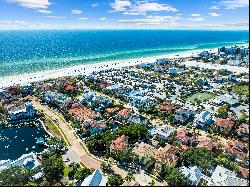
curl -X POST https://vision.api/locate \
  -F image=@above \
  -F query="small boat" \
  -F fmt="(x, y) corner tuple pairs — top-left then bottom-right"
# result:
(36, 137), (45, 146)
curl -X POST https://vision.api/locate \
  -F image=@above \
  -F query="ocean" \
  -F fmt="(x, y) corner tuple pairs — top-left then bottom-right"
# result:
(0, 30), (248, 77)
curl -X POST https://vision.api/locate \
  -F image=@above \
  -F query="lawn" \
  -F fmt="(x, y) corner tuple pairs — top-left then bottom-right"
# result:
(63, 164), (72, 177)
(44, 117), (62, 138)
(188, 92), (214, 104)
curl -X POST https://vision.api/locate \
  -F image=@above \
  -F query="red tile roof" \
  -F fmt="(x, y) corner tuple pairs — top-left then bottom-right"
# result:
(226, 140), (248, 158)
(83, 119), (106, 129)
(155, 144), (179, 165)
(110, 135), (129, 151)
(57, 77), (67, 81)
(239, 167), (249, 178)
(64, 85), (76, 91)
(214, 118), (235, 128)
(176, 127), (195, 144)
(117, 108), (132, 117)
(68, 106), (100, 122)
(196, 136), (217, 151)
(158, 102), (175, 114)
(100, 82), (109, 89)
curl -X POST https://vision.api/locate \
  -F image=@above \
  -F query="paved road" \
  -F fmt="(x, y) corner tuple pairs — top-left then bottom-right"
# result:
(31, 97), (166, 185)
(31, 98), (101, 169)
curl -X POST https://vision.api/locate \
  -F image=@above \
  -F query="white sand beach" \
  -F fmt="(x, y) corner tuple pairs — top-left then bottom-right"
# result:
(0, 44), (248, 88)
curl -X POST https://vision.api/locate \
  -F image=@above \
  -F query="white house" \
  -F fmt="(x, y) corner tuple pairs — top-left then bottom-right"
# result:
(193, 111), (212, 129)
(154, 125), (176, 140)
(8, 102), (35, 121)
(0, 152), (40, 171)
(227, 59), (241, 66)
(78, 169), (107, 186)
(206, 165), (248, 186)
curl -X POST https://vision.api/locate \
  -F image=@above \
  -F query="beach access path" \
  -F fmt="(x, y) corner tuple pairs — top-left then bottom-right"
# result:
(30, 97), (101, 169)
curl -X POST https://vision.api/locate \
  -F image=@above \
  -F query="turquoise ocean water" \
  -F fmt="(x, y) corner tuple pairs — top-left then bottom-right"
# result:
(0, 30), (248, 77)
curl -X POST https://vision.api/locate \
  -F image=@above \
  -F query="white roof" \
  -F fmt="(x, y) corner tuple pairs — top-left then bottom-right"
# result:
(207, 165), (248, 186)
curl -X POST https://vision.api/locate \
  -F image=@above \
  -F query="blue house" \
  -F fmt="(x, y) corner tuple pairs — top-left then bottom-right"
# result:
(213, 77), (224, 83)
(193, 111), (212, 129)
(228, 74), (237, 82)
(156, 59), (168, 65)
(168, 68), (178, 75)
(140, 63), (152, 69)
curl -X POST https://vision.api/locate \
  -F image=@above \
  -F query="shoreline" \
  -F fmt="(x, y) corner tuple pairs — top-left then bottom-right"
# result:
(0, 43), (248, 88)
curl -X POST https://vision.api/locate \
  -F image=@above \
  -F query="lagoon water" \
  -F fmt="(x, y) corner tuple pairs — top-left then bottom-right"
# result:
(0, 122), (48, 160)
(0, 30), (249, 77)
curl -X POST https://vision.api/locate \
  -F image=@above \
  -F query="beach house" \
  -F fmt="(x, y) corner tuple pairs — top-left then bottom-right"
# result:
(0, 152), (40, 171)
(176, 127), (196, 146)
(196, 136), (217, 152)
(228, 74), (237, 82)
(206, 165), (248, 186)
(68, 106), (101, 122)
(158, 102), (175, 115)
(132, 142), (157, 170)
(211, 94), (238, 106)
(156, 58), (168, 65)
(214, 118), (235, 133)
(81, 88), (112, 111)
(42, 91), (71, 108)
(155, 144), (180, 174)
(83, 119), (107, 135)
(173, 110), (194, 126)
(225, 140), (248, 160)
(110, 135), (129, 152)
(236, 123), (249, 141)
(154, 125), (176, 140)
(168, 68), (178, 75)
(8, 102), (35, 121)
(125, 90), (155, 111)
(193, 111), (212, 129)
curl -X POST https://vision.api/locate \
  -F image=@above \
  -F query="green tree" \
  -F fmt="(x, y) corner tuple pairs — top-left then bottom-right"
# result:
(181, 147), (215, 172)
(0, 166), (33, 186)
(125, 171), (135, 182)
(215, 152), (239, 172)
(148, 179), (155, 186)
(74, 167), (92, 181)
(165, 168), (188, 186)
(115, 124), (148, 143)
(101, 162), (112, 173)
(41, 152), (65, 182)
(107, 174), (124, 186)
(111, 149), (135, 164)
(86, 131), (115, 154)
(217, 104), (231, 118)
(158, 140), (166, 147)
